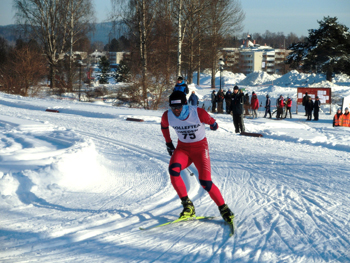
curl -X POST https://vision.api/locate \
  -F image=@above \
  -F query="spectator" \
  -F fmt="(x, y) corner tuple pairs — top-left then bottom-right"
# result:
(284, 97), (292, 118)
(333, 108), (343, 127)
(313, 96), (321, 121)
(302, 92), (310, 116)
(276, 95), (284, 119)
(264, 94), (271, 118)
(211, 90), (217, 113)
(342, 107), (350, 127)
(230, 86), (245, 133)
(217, 89), (225, 113)
(188, 91), (199, 106)
(251, 92), (259, 118)
(305, 96), (314, 121)
(244, 93), (250, 116)
(174, 76), (189, 95)
(225, 89), (232, 114)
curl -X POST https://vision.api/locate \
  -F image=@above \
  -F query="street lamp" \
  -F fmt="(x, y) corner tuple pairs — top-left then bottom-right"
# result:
(218, 58), (225, 90)
(78, 60), (85, 101)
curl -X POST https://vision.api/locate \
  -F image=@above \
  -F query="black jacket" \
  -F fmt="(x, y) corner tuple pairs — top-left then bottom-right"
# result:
(314, 100), (321, 111)
(230, 92), (244, 115)
(305, 100), (314, 111)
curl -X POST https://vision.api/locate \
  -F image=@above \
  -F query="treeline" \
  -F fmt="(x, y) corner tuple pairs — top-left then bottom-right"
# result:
(108, 0), (245, 109)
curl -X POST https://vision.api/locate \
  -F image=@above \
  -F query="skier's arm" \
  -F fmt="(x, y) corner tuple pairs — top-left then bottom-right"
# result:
(197, 108), (218, 130)
(161, 111), (175, 155)
(161, 111), (172, 143)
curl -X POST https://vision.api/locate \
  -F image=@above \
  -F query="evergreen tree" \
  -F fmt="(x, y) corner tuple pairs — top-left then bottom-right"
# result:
(114, 60), (130, 82)
(98, 56), (110, 84)
(287, 16), (350, 81)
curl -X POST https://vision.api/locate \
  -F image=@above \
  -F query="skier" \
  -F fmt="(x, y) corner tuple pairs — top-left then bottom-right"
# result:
(174, 76), (189, 95)
(161, 90), (234, 225)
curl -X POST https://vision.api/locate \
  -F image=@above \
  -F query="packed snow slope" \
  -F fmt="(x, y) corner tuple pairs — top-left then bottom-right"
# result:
(1, 71), (350, 263)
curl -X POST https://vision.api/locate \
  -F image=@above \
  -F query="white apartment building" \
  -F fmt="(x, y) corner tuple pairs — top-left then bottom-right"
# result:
(221, 37), (291, 75)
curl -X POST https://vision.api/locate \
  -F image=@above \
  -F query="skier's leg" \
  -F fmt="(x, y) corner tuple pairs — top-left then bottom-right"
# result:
(168, 149), (191, 198)
(191, 141), (225, 207)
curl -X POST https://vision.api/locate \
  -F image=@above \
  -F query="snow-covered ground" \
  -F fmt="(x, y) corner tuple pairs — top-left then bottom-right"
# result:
(1, 71), (350, 262)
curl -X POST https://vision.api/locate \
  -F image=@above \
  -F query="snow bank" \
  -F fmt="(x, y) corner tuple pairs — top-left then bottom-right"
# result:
(273, 70), (326, 86)
(238, 71), (278, 86)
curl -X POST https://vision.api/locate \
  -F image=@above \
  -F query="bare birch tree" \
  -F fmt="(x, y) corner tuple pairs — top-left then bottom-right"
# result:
(14, 0), (94, 91)
(204, 0), (244, 88)
(111, 0), (159, 109)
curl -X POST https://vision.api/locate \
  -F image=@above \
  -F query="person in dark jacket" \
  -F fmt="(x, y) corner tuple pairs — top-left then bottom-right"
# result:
(211, 90), (217, 113)
(217, 89), (225, 113)
(230, 86), (245, 133)
(313, 96), (321, 121)
(174, 76), (189, 95)
(302, 92), (310, 116)
(305, 96), (314, 120)
(188, 91), (199, 106)
(264, 94), (271, 118)
(225, 89), (232, 114)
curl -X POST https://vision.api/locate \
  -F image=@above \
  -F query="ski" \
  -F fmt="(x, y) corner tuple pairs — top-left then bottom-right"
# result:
(228, 222), (234, 237)
(139, 216), (216, 231)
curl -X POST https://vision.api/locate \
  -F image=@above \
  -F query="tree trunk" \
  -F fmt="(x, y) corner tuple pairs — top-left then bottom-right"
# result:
(326, 71), (333, 82)
(177, 0), (182, 77)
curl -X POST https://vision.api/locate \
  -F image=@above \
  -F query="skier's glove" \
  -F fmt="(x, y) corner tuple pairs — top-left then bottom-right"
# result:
(210, 122), (218, 131)
(166, 142), (175, 156)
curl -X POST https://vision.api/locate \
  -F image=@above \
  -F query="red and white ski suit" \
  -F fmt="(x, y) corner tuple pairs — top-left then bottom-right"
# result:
(161, 106), (225, 206)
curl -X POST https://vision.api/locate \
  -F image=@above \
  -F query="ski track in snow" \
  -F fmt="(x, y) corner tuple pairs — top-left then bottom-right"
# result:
(0, 92), (350, 262)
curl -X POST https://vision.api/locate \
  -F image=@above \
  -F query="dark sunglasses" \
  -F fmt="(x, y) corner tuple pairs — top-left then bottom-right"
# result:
(171, 105), (183, 110)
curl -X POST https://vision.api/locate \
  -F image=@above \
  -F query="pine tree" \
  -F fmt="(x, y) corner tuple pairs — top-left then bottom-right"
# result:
(287, 16), (350, 81)
(115, 60), (130, 83)
(98, 56), (110, 84)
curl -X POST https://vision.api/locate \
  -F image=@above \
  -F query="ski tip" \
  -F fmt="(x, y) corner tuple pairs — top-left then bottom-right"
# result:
(139, 227), (146, 230)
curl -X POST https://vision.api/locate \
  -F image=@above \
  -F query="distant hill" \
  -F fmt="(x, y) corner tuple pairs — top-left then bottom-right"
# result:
(0, 22), (125, 46)
(88, 22), (126, 45)
(0, 24), (20, 45)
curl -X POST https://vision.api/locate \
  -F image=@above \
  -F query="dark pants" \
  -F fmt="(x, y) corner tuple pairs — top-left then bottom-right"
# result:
(212, 102), (216, 113)
(233, 114), (245, 133)
(307, 110), (313, 120)
(225, 101), (231, 114)
(264, 107), (271, 118)
(276, 107), (283, 119)
(217, 101), (224, 113)
(284, 107), (292, 118)
(314, 110), (319, 120)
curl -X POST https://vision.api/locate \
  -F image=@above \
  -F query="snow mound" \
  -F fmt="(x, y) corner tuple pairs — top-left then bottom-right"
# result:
(273, 70), (326, 86)
(238, 71), (278, 86)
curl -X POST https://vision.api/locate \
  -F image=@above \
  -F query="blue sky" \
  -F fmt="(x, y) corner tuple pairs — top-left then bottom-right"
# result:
(1, 0), (349, 37)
